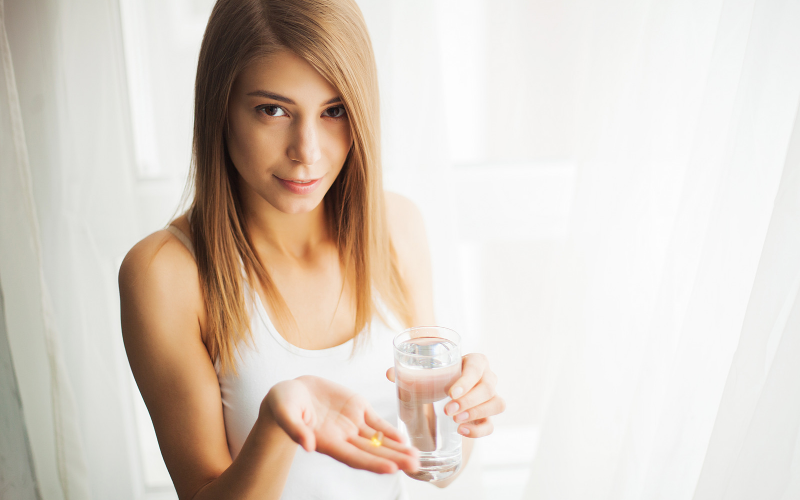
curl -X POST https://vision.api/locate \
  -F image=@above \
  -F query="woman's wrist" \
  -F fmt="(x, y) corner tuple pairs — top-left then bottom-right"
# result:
(258, 390), (278, 425)
(190, 387), (298, 500)
(254, 395), (297, 452)
(257, 387), (296, 445)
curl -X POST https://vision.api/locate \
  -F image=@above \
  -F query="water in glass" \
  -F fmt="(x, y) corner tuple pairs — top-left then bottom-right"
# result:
(395, 337), (462, 481)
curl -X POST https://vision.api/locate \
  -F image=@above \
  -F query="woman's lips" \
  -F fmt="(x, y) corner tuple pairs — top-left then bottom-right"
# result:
(276, 176), (322, 195)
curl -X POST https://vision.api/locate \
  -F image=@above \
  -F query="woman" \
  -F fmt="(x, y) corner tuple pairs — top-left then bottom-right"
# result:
(119, 0), (504, 498)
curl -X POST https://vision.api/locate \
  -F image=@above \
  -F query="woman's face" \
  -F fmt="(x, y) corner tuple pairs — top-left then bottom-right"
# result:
(227, 50), (352, 215)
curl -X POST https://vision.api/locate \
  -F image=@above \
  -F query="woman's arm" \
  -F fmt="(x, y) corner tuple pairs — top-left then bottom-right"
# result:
(120, 230), (298, 500)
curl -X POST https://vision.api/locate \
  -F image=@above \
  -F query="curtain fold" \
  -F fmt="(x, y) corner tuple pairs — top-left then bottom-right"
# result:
(2, 0), (143, 498)
(524, 0), (800, 498)
(693, 97), (800, 500)
(0, 0), (89, 498)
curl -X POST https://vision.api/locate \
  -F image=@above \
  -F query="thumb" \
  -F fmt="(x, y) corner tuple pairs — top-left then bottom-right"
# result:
(297, 409), (316, 452)
(276, 410), (317, 452)
(296, 427), (316, 452)
(385, 367), (395, 383)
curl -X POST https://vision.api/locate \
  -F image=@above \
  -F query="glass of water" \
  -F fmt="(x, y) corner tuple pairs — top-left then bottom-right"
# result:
(393, 326), (462, 482)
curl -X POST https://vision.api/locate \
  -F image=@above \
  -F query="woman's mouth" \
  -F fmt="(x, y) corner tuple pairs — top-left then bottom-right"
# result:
(276, 176), (323, 195)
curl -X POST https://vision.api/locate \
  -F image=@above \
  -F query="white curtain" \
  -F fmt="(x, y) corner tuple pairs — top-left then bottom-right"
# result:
(2, 0), (143, 498)
(522, 0), (800, 498)
(2, 0), (799, 499)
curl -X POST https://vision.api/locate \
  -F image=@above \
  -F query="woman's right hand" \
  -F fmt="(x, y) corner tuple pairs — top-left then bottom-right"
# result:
(261, 375), (419, 475)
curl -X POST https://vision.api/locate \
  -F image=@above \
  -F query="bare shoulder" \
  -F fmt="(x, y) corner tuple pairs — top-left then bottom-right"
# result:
(385, 191), (427, 258)
(119, 214), (193, 281)
(119, 215), (194, 292)
(118, 214), (207, 351)
(384, 191), (435, 324)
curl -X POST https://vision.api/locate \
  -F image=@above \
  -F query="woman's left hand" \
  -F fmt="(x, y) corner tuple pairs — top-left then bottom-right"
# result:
(386, 353), (505, 438)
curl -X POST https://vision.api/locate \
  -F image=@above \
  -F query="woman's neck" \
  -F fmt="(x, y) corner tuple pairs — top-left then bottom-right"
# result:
(240, 189), (331, 262)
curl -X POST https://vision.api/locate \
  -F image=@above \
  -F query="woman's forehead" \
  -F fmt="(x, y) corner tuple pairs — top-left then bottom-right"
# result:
(235, 50), (339, 103)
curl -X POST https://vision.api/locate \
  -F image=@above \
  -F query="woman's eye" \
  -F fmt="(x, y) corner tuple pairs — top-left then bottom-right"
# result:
(323, 106), (347, 119)
(259, 105), (286, 117)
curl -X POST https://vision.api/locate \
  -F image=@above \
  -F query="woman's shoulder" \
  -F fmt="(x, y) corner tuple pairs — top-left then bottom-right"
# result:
(384, 191), (427, 255)
(118, 214), (206, 338)
(119, 215), (196, 285)
(384, 191), (435, 324)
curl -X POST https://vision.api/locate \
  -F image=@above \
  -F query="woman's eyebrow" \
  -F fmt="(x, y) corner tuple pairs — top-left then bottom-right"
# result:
(246, 90), (341, 106)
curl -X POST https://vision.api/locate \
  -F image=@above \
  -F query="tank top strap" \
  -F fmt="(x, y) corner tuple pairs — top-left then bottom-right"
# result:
(166, 225), (196, 259)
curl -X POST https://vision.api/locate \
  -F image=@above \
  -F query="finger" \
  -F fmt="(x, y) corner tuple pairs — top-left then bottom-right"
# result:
(386, 367), (396, 383)
(444, 377), (498, 416)
(326, 441), (400, 474)
(273, 410), (317, 452)
(449, 353), (489, 399)
(458, 417), (495, 438)
(358, 417), (418, 457)
(358, 425), (419, 460)
(295, 427), (316, 452)
(363, 408), (405, 446)
(450, 396), (506, 424)
(350, 436), (420, 473)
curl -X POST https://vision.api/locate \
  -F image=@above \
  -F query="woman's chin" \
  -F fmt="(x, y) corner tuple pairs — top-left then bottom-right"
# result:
(269, 196), (325, 216)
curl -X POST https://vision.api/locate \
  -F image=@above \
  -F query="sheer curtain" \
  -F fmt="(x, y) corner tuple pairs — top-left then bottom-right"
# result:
(521, 0), (800, 499)
(2, 0), (800, 499)
(2, 0), (143, 498)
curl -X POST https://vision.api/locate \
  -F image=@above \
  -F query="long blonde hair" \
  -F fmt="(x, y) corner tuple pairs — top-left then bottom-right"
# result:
(188, 0), (412, 374)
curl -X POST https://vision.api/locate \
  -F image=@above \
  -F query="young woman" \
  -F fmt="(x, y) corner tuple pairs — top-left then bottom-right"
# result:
(119, 0), (505, 498)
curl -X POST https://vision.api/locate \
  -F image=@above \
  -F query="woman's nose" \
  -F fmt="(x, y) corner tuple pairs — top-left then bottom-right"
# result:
(287, 119), (322, 166)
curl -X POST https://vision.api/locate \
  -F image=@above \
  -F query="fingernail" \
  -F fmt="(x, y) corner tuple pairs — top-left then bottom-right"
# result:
(455, 412), (469, 422)
(445, 402), (459, 415)
(459, 427), (470, 436)
(451, 387), (463, 398)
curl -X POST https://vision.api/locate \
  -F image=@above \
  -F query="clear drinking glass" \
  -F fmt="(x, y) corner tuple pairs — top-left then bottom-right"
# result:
(393, 326), (462, 481)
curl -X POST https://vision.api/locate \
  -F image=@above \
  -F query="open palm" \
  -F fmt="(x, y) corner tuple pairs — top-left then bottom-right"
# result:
(263, 375), (419, 474)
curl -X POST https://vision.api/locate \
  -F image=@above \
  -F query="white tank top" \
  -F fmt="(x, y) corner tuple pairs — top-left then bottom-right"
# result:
(166, 225), (406, 500)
